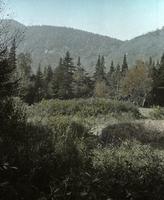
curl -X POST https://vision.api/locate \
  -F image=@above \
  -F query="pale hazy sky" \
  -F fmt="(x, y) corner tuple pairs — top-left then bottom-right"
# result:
(6, 0), (164, 40)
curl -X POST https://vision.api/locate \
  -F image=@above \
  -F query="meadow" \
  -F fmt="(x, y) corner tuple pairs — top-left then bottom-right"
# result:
(18, 98), (164, 200)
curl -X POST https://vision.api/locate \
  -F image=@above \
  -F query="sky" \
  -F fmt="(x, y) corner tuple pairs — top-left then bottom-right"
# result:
(5, 0), (164, 40)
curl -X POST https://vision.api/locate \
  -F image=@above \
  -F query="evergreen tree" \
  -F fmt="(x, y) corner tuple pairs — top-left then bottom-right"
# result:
(101, 56), (106, 76)
(94, 55), (100, 81)
(43, 65), (53, 99)
(52, 52), (75, 99)
(58, 51), (75, 99)
(94, 55), (106, 82)
(44, 64), (53, 83)
(0, 48), (17, 99)
(0, 48), (26, 198)
(148, 56), (155, 74)
(59, 57), (63, 66)
(77, 56), (81, 67)
(0, 47), (55, 199)
(115, 63), (121, 97)
(156, 60), (160, 69)
(34, 64), (45, 102)
(107, 61), (117, 98)
(93, 55), (107, 97)
(17, 53), (33, 103)
(158, 53), (164, 87)
(7, 39), (18, 95)
(152, 54), (164, 105)
(63, 51), (75, 73)
(73, 57), (93, 98)
(122, 54), (128, 76)
(109, 60), (115, 75)
(52, 58), (63, 98)
(116, 63), (121, 73)
(107, 61), (115, 84)
(9, 38), (17, 71)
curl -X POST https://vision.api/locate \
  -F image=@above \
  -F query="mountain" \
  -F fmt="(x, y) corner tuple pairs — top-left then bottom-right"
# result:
(109, 28), (164, 66)
(6, 20), (122, 73)
(3, 19), (164, 72)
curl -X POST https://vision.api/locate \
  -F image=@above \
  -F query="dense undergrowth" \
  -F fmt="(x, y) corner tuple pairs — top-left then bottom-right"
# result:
(27, 98), (140, 130)
(2, 98), (164, 200)
(28, 98), (140, 118)
(150, 106), (164, 119)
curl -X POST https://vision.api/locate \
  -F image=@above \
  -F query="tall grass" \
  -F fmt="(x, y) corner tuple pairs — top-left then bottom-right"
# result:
(6, 98), (164, 200)
(28, 98), (140, 119)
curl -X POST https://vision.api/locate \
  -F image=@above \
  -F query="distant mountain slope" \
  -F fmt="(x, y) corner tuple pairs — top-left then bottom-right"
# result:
(109, 28), (164, 66)
(9, 20), (122, 72)
(3, 20), (164, 72)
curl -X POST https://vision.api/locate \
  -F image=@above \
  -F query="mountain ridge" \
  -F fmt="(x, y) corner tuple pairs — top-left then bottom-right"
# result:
(3, 19), (164, 72)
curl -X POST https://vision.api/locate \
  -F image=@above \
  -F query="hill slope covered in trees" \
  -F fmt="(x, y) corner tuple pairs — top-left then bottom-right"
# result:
(3, 19), (164, 72)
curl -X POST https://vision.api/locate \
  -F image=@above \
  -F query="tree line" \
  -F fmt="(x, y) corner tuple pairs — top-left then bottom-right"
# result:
(9, 40), (164, 106)
(16, 50), (129, 103)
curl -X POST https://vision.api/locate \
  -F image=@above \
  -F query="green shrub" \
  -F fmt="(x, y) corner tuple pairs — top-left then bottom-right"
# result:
(100, 122), (164, 148)
(92, 141), (164, 200)
(150, 106), (164, 119)
(7, 98), (163, 200)
(28, 98), (140, 119)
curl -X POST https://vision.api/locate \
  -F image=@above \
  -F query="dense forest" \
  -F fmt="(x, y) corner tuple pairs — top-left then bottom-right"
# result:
(15, 42), (164, 106)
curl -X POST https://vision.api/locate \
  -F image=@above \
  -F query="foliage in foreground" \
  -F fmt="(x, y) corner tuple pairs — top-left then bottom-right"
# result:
(149, 106), (164, 119)
(100, 121), (164, 148)
(93, 141), (164, 200)
(28, 98), (140, 119)
(1, 97), (164, 200)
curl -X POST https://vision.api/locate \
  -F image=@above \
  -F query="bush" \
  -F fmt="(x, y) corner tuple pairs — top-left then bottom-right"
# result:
(3, 98), (163, 200)
(150, 106), (164, 119)
(100, 122), (164, 148)
(28, 98), (140, 119)
(92, 141), (164, 200)
(0, 97), (56, 200)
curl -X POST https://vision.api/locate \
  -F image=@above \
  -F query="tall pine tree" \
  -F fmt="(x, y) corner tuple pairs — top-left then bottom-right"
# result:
(158, 53), (164, 87)
(34, 64), (45, 102)
(52, 52), (75, 99)
(43, 65), (53, 99)
(9, 39), (17, 71)
(52, 58), (63, 98)
(73, 56), (93, 98)
(109, 60), (115, 75)
(94, 55), (106, 82)
(0, 48), (17, 99)
(17, 53), (33, 103)
(122, 54), (128, 76)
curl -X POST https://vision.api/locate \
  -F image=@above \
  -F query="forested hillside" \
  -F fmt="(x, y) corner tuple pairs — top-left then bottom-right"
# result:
(3, 19), (164, 72)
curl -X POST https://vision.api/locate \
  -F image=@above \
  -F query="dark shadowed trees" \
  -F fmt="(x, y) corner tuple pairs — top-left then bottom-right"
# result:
(33, 64), (45, 102)
(52, 52), (75, 99)
(121, 54), (128, 76)
(94, 55), (106, 82)
(73, 57), (93, 98)
(17, 53), (33, 103)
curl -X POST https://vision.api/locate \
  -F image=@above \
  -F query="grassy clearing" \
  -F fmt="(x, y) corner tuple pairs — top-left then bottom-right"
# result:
(27, 98), (140, 128)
